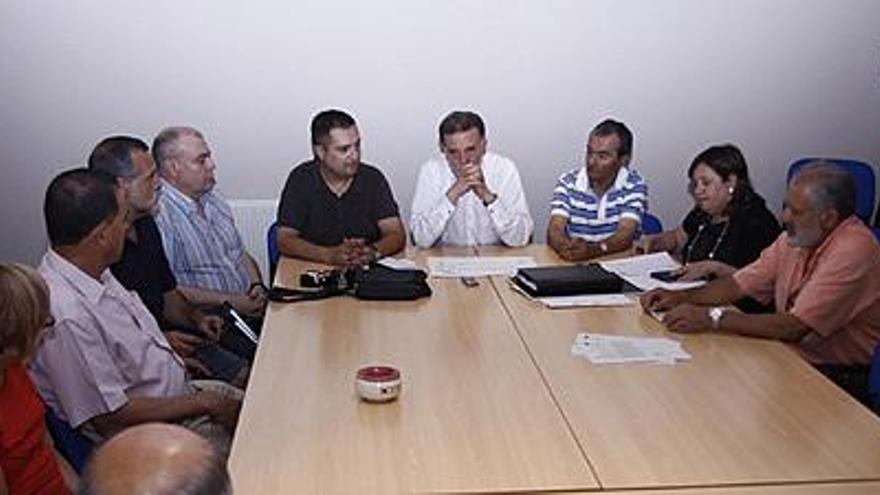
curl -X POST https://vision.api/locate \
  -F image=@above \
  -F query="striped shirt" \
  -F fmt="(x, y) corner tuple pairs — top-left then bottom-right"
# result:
(155, 180), (250, 293)
(550, 166), (647, 241)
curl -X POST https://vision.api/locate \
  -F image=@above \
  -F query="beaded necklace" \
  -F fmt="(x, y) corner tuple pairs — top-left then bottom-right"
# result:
(683, 220), (730, 264)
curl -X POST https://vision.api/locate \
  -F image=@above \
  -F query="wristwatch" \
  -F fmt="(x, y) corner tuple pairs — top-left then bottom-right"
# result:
(708, 306), (727, 330)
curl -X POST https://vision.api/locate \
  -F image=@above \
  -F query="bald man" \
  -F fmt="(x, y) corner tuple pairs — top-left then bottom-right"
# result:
(78, 423), (232, 495)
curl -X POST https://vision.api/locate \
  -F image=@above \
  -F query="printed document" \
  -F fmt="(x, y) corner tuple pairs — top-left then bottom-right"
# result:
(571, 332), (691, 365)
(427, 256), (536, 277)
(538, 293), (635, 309)
(599, 252), (704, 291)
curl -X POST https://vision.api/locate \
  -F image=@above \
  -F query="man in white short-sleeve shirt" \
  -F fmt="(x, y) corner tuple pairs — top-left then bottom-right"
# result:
(29, 169), (240, 447)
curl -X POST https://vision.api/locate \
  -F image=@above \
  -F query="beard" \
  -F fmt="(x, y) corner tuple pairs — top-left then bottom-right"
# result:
(785, 223), (822, 248)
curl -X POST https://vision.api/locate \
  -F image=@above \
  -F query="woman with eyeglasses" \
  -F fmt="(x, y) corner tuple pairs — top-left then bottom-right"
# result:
(0, 263), (75, 494)
(637, 145), (780, 311)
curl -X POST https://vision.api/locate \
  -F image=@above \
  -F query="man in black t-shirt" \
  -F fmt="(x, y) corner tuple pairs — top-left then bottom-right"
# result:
(276, 109), (406, 267)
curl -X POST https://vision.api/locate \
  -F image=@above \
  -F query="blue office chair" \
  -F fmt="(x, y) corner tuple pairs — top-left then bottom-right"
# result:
(868, 342), (880, 413)
(641, 212), (663, 235)
(787, 158), (876, 224)
(44, 406), (93, 474)
(267, 221), (279, 283)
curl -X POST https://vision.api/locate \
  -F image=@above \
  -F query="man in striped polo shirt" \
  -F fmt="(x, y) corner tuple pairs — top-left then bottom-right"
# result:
(547, 119), (648, 261)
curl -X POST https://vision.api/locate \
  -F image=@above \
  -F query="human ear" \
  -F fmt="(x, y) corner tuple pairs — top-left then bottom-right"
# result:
(819, 208), (840, 229)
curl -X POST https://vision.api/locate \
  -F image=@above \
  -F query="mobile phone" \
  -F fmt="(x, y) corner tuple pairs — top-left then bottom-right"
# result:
(649, 270), (682, 282)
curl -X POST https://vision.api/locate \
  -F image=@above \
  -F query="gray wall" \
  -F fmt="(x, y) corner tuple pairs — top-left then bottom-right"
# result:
(2, 0), (879, 264)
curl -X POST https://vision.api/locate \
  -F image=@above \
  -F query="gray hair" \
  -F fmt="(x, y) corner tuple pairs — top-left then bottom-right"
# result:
(791, 161), (856, 219)
(152, 126), (204, 170)
(87, 136), (149, 178)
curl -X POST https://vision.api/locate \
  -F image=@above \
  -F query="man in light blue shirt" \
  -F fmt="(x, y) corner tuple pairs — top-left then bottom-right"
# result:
(153, 126), (266, 319)
(547, 118), (647, 261)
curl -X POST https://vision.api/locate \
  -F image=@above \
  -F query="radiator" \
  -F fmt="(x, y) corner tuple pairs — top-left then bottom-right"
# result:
(228, 198), (278, 283)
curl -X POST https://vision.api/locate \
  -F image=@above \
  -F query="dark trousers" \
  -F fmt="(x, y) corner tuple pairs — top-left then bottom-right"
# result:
(203, 306), (262, 362)
(814, 363), (872, 409)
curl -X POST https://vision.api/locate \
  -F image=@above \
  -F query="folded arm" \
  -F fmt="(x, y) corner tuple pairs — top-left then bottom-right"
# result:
(547, 216), (638, 261)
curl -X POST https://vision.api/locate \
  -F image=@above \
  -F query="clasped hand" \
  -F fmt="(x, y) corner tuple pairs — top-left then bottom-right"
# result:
(328, 238), (376, 267)
(448, 162), (493, 203)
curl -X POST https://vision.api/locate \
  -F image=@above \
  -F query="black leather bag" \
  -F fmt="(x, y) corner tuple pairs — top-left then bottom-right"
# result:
(267, 264), (431, 303)
(352, 264), (432, 301)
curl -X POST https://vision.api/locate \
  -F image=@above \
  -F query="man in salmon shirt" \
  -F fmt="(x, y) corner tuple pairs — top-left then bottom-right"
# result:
(641, 162), (880, 402)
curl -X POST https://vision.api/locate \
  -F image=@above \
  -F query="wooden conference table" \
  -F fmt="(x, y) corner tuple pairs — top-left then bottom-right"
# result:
(229, 245), (880, 494)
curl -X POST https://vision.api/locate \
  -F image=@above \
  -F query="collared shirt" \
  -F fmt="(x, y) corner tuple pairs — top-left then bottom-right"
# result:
(155, 180), (250, 294)
(277, 160), (400, 246)
(734, 216), (880, 365)
(550, 166), (647, 241)
(409, 151), (534, 247)
(29, 250), (191, 429)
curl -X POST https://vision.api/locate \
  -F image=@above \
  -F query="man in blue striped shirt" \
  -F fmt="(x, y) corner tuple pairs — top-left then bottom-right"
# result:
(153, 127), (267, 320)
(547, 119), (648, 261)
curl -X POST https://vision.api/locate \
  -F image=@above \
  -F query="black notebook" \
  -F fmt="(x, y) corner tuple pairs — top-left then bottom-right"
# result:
(513, 264), (625, 297)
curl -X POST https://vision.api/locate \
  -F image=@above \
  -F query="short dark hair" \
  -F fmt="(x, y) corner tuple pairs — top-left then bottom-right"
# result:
(688, 144), (756, 207)
(792, 162), (857, 219)
(310, 109), (356, 146)
(591, 119), (633, 159)
(438, 111), (485, 143)
(88, 136), (148, 178)
(44, 168), (119, 246)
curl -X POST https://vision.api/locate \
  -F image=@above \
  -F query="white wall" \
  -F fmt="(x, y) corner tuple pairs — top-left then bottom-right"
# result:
(2, 0), (879, 264)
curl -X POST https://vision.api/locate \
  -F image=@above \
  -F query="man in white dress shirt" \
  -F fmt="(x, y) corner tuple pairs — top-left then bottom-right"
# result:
(410, 111), (533, 247)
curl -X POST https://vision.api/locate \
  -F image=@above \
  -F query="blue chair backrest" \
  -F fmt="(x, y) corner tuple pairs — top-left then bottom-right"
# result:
(869, 342), (880, 412)
(44, 406), (93, 474)
(642, 212), (663, 235)
(787, 158), (876, 224)
(267, 221), (279, 282)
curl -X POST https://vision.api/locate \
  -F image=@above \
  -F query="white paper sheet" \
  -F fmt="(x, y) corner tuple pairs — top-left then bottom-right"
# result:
(539, 294), (635, 309)
(598, 253), (705, 291)
(571, 332), (691, 365)
(599, 252), (681, 276)
(427, 256), (536, 277)
(377, 257), (418, 270)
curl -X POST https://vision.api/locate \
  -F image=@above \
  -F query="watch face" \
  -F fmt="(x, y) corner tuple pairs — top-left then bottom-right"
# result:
(709, 307), (725, 329)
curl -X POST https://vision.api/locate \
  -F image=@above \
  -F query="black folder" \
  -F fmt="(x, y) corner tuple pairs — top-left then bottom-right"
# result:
(513, 264), (625, 297)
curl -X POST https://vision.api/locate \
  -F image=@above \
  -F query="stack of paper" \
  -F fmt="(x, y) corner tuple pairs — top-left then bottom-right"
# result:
(427, 256), (536, 277)
(571, 332), (691, 365)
